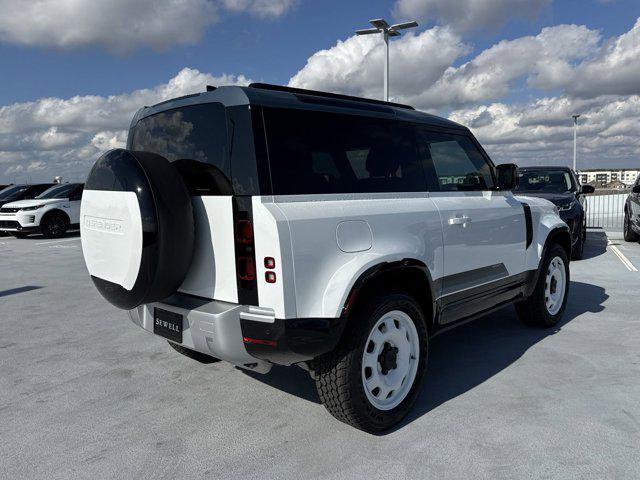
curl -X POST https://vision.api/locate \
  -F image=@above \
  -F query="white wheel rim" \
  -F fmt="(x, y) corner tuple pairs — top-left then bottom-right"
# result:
(545, 256), (566, 315)
(361, 310), (420, 411)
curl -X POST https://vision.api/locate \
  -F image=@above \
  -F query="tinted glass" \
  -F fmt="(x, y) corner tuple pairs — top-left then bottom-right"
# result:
(416, 129), (494, 191)
(37, 183), (81, 199)
(263, 108), (427, 195)
(515, 170), (573, 193)
(0, 185), (28, 200)
(23, 184), (54, 198)
(130, 103), (230, 195)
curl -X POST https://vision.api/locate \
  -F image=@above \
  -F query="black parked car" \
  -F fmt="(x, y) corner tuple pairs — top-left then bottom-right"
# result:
(515, 166), (594, 259)
(623, 177), (640, 242)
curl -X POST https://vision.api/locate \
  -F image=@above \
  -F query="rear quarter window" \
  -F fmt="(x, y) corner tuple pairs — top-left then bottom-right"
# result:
(262, 107), (427, 195)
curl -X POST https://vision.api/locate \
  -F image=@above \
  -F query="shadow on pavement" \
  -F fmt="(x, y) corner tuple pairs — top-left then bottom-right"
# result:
(0, 285), (43, 298)
(18, 230), (80, 241)
(582, 229), (608, 260)
(242, 281), (608, 431)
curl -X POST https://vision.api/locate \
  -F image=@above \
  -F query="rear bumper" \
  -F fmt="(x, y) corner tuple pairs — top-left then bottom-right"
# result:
(130, 293), (345, 371)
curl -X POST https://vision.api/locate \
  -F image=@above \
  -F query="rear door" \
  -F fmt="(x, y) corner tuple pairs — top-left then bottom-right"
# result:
(415, 128), (526, 322)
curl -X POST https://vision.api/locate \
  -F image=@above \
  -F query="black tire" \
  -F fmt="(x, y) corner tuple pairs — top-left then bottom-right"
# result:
(571, 223), (585, 260)
(313, 293), (428, 433)
(623, 209), (639, 242)
(167, 342), (220, 364)
(11, 232), (29, 239)
(516, 243), (570, 328)
(41, 212), (69, 239)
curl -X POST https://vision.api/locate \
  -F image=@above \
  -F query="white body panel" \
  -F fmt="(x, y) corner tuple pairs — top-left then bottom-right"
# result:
(178, 196), (237, 302)
(80, 190), (143, 290)
(271, 193), (444, 319)
(430, 191), (527, 284)
(0, 198), (81, 231)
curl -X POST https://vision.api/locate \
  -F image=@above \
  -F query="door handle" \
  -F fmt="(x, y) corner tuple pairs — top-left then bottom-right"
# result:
(448, 216), (471, 226)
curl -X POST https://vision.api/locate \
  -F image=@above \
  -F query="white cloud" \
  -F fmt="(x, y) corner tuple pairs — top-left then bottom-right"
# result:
(408, 24), (602, 109)
(221, 0), (298, 18)
(393, 0), (551, 33)
(0, 0), (298, 53)
(0, 68), (251, 182)
(450, 95), (640, 167)
(289, 27), (470, 100)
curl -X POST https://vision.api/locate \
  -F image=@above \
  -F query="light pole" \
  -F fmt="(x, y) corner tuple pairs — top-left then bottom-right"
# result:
(572, 114), (581, 172)
(356, 18), (418, 101)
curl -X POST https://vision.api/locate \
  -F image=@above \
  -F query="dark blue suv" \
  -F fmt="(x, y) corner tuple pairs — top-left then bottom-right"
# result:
(515, 166), (594, 259)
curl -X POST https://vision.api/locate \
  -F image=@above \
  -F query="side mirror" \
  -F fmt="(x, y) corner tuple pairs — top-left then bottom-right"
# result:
(633, 185), (640, 194)
(581, 185), (595, 194)
(496, 163), (518, 190)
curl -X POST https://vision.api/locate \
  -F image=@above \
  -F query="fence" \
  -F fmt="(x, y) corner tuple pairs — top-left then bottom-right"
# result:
(585, 189), (629, 231)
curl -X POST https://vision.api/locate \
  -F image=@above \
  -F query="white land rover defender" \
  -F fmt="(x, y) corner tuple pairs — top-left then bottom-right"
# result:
(80, 84), (571, 433)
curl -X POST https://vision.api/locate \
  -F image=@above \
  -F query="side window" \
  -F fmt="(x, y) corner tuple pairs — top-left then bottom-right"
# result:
(262, 108), (427, 195)
(416, 129), (494, 191)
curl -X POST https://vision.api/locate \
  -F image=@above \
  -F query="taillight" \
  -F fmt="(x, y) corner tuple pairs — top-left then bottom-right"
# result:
(236, 220), (254, 244)
(237, 256), (256, 281)
(265, 271), (276, 283)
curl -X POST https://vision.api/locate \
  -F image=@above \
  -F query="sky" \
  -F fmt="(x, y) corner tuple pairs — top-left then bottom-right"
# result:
(0, 0), (639, 184)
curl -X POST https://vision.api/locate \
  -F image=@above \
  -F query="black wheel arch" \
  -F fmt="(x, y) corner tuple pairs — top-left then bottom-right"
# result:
(524, 226), (571, 298)
(341, 259), (436, 335)
(41, 208), (70, 226)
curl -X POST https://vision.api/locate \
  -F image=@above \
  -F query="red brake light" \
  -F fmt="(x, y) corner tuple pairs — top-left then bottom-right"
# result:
(236, 220), (253, 244)
(265, 271), (276, 283)
(264, 257), (275, 269)
(243, 337), (277, 347)
(237, 256), (256, 281)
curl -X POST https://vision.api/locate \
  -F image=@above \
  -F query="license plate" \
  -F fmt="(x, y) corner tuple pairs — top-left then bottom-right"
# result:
(153, 308), (183, 343)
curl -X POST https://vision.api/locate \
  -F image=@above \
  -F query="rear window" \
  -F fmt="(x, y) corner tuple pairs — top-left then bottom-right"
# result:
(130, 103), (231, 195)
(263, 107), (427, 195)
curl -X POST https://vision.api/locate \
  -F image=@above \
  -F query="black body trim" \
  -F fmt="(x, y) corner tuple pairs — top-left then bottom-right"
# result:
(233, 196), (259, 306)
(522, 203), (533, 248)
(437, 263), (508, 297)
(436, 271), (533, 326)
(240, 316), (346, 365)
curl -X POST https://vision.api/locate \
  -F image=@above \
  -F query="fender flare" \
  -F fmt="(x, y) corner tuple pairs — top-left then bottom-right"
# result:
(340, 259), (437, 329)
(524, 225), (571, 298)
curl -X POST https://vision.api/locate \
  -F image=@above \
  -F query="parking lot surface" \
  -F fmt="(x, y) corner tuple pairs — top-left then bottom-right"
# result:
(1, 231), (639, 479)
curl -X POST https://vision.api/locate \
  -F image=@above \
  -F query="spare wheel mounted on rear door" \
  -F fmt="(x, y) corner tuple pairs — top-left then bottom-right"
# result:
(80, 149), (195, 310)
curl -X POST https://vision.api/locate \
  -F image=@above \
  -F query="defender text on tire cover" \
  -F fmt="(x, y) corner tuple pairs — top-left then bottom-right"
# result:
(81, 149), (195, 310)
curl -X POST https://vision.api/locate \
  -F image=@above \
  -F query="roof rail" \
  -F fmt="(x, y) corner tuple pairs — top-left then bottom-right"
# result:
(248, 83), (415, 111)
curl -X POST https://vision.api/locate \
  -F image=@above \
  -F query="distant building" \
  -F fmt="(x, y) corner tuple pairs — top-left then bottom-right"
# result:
(578, 169), (639, 187)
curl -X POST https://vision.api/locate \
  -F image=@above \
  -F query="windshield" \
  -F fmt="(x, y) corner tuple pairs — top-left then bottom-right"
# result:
(515, 170), (574, 193)
(36, 183), (79, 199)
(0, 185), (28, 200)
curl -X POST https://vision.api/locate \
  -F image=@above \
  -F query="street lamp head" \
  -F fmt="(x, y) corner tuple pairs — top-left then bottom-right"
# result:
(572, 114), (581, 122)
(356, 18), (418, 37)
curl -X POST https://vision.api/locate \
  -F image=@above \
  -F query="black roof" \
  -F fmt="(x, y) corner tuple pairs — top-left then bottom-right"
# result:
(137, 84), (465, 131)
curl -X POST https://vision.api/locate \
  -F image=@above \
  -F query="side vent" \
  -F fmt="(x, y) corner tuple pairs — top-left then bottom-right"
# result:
(522, 203), (533, 249)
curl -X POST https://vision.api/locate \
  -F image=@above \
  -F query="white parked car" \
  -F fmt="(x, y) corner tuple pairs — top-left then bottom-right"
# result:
(80, 84), (571, 432)
(0, 183), (84, 238)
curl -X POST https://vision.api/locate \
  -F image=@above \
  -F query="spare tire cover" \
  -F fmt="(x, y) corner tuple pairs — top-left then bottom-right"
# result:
(80, 149), (195, 310)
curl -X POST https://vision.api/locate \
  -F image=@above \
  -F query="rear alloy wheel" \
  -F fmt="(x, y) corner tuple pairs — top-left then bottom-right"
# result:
(313, 293), (428, 433)
(623, 210), (639, 242)
(516, 243), (570, 327)
(41, 212), (69, 239)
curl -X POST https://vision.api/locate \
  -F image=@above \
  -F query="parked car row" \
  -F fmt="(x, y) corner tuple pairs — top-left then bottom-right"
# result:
(0, 183), (84, 238)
